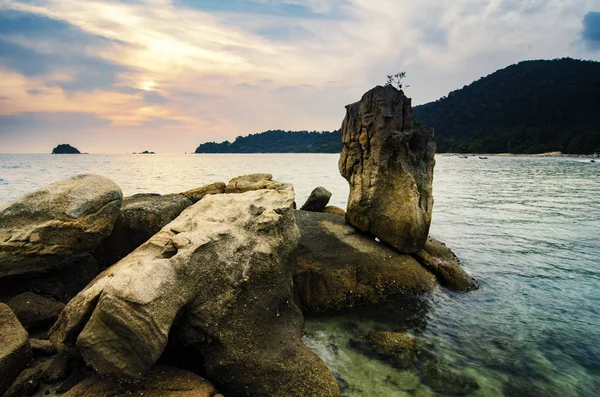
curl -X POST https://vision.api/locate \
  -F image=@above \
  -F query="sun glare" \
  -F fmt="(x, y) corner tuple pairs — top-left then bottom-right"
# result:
(141, 81), (155, 91)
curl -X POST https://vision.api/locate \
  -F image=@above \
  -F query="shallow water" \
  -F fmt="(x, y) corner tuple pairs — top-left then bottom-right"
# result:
(1, 154), (599, 396)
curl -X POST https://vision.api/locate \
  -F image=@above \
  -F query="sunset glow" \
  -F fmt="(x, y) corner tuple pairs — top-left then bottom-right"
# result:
(1, 0), (599, 153)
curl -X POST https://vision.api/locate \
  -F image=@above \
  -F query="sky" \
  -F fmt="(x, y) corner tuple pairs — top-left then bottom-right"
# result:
(0, 0), (599, 153)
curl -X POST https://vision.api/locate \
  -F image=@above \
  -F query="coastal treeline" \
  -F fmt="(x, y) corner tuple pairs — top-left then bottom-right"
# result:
(413, 58), (600, 154)
(194, 130), (342, 153)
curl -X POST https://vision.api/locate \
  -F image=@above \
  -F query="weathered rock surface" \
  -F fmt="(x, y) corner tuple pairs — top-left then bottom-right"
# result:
(6, 292), (65, 330)
(0, 303), (32, 396)
(95, 193), (192, 267)
(350, 332), (417, 369)
(0, 254), (100, 303)
(63, 366), (219, 397)
(293, 210), (436, 312)
(2, 363), (44, 397)
(413, 237), (478, 291)
(224, 173), (279, 193)
(0, 174), (122, 278)
(339, 85), (436, 253)
(322, 205), (345, 217)
(30, 339), (57, 356)
(42, 353), (72, 383)
(301, 186), (332, 212)
(182, 182), (226, 203)
(50, 185), (341, 396)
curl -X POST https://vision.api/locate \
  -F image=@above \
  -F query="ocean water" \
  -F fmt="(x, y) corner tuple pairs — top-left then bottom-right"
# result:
(1, 153), (599, 396)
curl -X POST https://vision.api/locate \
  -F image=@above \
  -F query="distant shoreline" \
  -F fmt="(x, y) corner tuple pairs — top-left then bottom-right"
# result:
(441, 151), (596, 158)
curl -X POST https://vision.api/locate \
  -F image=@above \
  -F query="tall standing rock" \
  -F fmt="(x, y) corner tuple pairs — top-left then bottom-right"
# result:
(0, 174), (122, 278)
(339, 85), (435, 253)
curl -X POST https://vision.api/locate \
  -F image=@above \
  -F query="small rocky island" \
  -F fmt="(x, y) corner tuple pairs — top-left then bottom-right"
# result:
(0, 86), (478, 397)
(51, 144), (81, 154)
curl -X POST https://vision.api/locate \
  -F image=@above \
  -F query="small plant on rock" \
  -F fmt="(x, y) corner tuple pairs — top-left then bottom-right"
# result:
(386, 72), (409, 90)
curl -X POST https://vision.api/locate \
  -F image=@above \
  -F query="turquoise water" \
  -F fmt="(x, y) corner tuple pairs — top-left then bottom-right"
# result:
(1, 154), (599, 396)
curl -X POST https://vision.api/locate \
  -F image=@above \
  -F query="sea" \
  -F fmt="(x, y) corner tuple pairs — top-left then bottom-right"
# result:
(0, 153), (599, 397)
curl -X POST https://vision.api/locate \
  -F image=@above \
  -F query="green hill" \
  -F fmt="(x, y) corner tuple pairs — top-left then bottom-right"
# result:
(413, 58), (600, 154)
(194, 130), (342, 153)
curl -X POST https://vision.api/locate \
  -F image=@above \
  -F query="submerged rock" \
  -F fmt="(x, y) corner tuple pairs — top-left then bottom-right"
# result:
(63, 366), (218, 397)
(50, 183), (341, 396)
(0, 303), (32, 396)
(225, 173), (279, 193)
(413, 237), (478, 291)
(182, 182), (226, 203)
(6, 292), (65, 331)
(301, 186), (332, 212)
(350, 332), (417, 369)
(95, 193), (192, 267)
(293, 210), (436, 312)
(0, 174), (122, 278)
(339, 85), (435, 253)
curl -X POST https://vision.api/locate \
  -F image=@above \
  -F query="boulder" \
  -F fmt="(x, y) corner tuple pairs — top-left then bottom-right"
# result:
(0, 254), (100, 303)
(225, 173), (279, 193)
(322, 205), (345, 217)
(30, 339), (57, 356)
(350, 332), (417, 369)
(42, 353), (72, 383)
(2, 363), (44, 397)
(300, 186), (332, 212)
(0, 174), (122, 278)
(50, 183), (341, 396)
(293, 210), (436, 312)
(182, 182), (226, 203)
(0, 303), (32, 395)
(412, 237), (478, 291)
(63, 366), (219, 397)
(95, 193), (192, 267)
(338, 85), (435, 253)
(6, 292), (65, 330)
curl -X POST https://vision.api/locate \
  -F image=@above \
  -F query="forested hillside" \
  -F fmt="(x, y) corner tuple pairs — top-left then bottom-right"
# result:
(195, 130), (342, 153)
(413, 58), (600, 154)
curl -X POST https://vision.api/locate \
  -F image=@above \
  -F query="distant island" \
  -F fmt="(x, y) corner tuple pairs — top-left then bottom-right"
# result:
(52, 144), (81, 154)
(413, 58), (600, 154)
(134, 151), (156, 154)
(195, 130), (342, 153)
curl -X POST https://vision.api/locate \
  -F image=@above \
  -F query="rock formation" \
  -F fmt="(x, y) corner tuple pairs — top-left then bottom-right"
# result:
(49, 183), (341, 396)
(322, 205), (345, 217)
(339, 85), (436, 253)
(52, 144), (81, 154)
(0, 174), (122, 278)
(300, 186), (332, 212)
(6, 292), (65, 330)
(182, 182), (226, 203)
(293, 210), (436, 312)
(414, 237), (479, 291)
(0, 303), (32, 396)
(95, 193), (192, 267)
(63, 366), (220, 397)
(225, 173), (280, 193)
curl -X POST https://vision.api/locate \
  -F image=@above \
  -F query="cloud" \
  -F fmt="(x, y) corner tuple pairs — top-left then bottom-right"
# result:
(583, 12), (600, 50)
(0, 0), (599, 153)
(0, 10), (132, 92)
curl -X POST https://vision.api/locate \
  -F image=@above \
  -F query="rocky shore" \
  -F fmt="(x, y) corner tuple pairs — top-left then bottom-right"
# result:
(0, 86), (478, 397)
